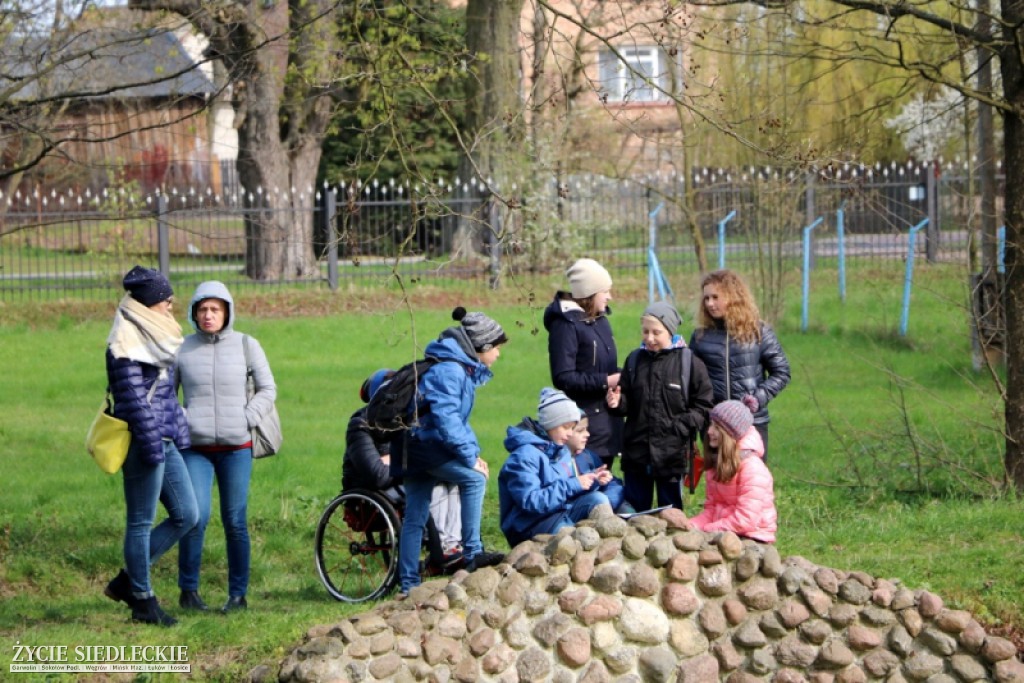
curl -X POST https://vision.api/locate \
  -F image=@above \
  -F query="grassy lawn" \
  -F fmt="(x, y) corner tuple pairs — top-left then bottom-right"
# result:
(0, 263), (1020, 681)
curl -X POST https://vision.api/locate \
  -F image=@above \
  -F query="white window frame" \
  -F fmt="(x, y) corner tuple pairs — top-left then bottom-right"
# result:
(599, 45), (681, 103)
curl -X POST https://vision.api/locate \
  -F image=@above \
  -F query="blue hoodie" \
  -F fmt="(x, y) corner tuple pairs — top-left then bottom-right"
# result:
(498, 417), (584, 545)
(402, 326), (493, 473)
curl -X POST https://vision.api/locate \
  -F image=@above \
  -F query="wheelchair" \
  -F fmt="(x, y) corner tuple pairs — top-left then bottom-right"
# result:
(314, 487), (452, 603)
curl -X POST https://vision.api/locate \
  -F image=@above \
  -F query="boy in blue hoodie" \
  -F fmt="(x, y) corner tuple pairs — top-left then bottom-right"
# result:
(499, 389), (612, 547)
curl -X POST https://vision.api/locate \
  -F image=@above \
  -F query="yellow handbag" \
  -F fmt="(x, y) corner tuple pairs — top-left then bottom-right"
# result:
(86, 394), (131, 474)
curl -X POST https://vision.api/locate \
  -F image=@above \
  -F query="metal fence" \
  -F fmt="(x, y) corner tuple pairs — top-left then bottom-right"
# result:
(0, 160), (1000, 302)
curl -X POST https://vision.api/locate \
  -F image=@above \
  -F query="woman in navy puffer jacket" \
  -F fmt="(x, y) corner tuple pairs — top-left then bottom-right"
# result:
(543, 258), (623, 470)
(102, 266), (198, 627)
(689, 270), (790, 464)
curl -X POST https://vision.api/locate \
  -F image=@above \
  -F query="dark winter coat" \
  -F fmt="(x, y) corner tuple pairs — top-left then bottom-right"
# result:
(688, 321), (790, 425)
(611, 346), (714, 478)
(543, 291), (623, 459)
(106, 350), (190, 466)
(342, 407), (396, 491)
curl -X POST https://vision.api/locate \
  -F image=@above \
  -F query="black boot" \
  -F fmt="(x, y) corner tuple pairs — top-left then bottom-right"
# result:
(103, 570), (138, 609)
(179, 590), (209, 611)
(221, 596), (247, 614)
(131, 596), (177, 627)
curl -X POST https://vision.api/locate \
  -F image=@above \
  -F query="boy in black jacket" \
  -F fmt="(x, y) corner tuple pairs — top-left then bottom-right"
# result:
(607, 302), (714, 510)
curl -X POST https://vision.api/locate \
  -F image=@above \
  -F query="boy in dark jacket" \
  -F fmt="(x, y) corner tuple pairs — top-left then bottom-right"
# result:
(499, 388), (613, 547)
(608, 302), (714, 511)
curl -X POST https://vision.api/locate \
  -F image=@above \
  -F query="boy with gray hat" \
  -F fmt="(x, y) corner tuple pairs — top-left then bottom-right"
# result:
(498, 388), (613, 546)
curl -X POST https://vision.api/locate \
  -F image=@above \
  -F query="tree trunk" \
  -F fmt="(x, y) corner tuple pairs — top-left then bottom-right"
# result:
(454, 0), (526, 261)
(999, 0), (1024, 491)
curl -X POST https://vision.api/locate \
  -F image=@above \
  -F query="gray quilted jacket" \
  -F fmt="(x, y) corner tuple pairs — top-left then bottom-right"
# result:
(177, 281), (277, 448)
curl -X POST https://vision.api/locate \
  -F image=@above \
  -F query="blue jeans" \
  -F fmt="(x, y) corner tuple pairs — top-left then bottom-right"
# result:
(122, 440), (199, 599)
(398, 459), (485, 593)
(505, 490), (610, 546)
(178, 448), (253, 597)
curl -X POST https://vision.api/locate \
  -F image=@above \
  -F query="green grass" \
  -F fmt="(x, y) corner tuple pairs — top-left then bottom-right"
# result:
(0, 263), (1021, 681)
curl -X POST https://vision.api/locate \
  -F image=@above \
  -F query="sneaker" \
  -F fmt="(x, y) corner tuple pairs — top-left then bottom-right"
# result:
(616, 501), (637, 515)
(465, 549), (504, 572)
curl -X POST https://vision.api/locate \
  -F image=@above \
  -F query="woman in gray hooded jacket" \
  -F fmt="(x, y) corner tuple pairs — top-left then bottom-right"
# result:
(175, 281), (277, 613)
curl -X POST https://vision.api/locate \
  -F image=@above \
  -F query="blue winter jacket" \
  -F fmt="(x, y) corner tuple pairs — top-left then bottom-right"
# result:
(498, 418), (584, 544)
(401, 327), (492, 474)
(106, 350), (190, 466)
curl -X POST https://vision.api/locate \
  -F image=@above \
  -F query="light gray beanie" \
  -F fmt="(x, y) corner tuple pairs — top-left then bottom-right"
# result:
(642, 301), (682, 337)
(453, 306), (508, 352)
(537, 388), (581, 431)
(566, 258), (613, 299)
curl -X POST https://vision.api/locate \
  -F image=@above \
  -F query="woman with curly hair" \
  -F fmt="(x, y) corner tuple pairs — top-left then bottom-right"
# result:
(689, 270), (790, 464)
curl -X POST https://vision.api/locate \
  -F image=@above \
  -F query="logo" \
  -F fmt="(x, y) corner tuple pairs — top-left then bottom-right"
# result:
(10, 642), (190, 674)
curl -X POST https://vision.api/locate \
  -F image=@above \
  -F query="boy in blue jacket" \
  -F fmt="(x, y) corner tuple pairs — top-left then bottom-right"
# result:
(565, 414), (633, 515)
(499, 388), (612, 547)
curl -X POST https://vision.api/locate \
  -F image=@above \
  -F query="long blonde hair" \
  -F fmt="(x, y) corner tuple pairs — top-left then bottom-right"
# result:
(704, 422), (741, 484)
(695, 270), (761, 345)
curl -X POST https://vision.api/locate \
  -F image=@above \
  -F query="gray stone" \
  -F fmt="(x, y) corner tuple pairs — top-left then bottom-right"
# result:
(673, 530), (706, 551)
(799, 585), (834, 617)
(461, 566), (501, 598)
(934, 609), (972, 634)
(712, 638), (743, 671)
(532, 613), (573, 647)
(982, 636), (1019, 663)
(799, 619), (832, 645)
(761, 545), (783, 577)
(900, 608), (924, 637)
(352, 613), (389, 636)
(387, 611), (423, 636)
(779, 566), (811, 596)
(698, 563), (733, 597)
(862, 649), (901, 677)
(503, 615), (532, 649)
(646, 536), (677, 567)
(578, 660), (612, 683)
(619, 598), (671, 644)
(837, 579), (872, 605)
(368, 652), (402, 679)
(481, 643), (516, 675)
(699, 548), (724, 565)
(733, 619), (769, 648)
(421, 634), (460, 666)
(669, 619), (709, 657)
(496, 573), (528, 606)
(546, 533), (578, 566)
(590, 564), (627, 593)
(603, 646), (637, 674)
(835, 664), (868, 683)
(677, 654), (720, 683)
(396, 635), (421, 658)
(630, 514), (668, 537)
(515, 646), (551, 680)
(860, 606), (897, 626)
(467, 628), (496, 657)
(514, 551), (550, 577)
(717, 531), (745, 560)
(814, 568), (840, 595)
(595, 537), (622, 564)
(698, 602), (728, 638)
(524, 589), (550, 615)
(739, 577), (779, 611)
(436, 614), (466, 640)
(828, 603), (858, 628)
(443, 583), (468, 609)
(993, 658), (1024, 682)
(815, 640), (855, 669)
(621, 531), (649, 559)
(760, 611), (788, 638)
(638, 646), (678, 683)
(574, 525), (602, 551)
(774, 635), (819, 669)
(735, 547), (763, 581)
(919, 627), (958, 656)
(950, 654), (988, 682)
(594, 515), (629, 538)
(891, 588), (916, 610)
(749, 648), (778, 675)
(959, 620), (987, 653)
(888, 625), (914, 656)
(777, 599), (812, 628)
(774, 669), (810, 683)
(902, 650), (944, 680)
(558, 587), (590, 614)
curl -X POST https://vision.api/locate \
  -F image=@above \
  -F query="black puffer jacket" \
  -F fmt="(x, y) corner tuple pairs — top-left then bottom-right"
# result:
(106, 349), (190, 465)
(612, 346), (714, 477)
(688, 321), (790, 425)
(342, 407), (396, 491)
(543, 292), (623, 459)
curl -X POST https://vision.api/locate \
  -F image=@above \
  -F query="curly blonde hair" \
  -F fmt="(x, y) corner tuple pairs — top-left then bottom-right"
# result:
(695, 270), (761, 344)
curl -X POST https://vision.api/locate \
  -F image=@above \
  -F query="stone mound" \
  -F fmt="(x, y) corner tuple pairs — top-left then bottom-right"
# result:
(277, 509), (1023, 682)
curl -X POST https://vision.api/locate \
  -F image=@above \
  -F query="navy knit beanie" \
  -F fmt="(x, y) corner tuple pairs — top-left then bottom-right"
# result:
(123, 265), (173, 307)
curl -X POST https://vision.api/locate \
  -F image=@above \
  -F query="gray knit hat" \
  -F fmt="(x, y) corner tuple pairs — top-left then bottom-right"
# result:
(710, 400), (754, 441)
(642, 301), (682, 337)
(537, 388), (581, 431)
(453, 307), (507, 352)
(566, 258), (613, 299)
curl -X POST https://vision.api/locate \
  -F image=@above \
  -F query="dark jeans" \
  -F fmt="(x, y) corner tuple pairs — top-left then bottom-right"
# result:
(622, 465), (683, 511)
(756, 423), (769, 465)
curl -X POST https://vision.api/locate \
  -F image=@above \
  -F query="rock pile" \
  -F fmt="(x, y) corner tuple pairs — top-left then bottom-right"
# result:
(276, 510), (1022, 682)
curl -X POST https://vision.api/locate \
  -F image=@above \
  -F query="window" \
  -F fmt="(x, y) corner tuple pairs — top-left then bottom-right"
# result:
(598, 45), (681, 103)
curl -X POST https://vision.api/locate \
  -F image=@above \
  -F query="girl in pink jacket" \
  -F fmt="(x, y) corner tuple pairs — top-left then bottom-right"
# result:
(689, 400), (777, 543)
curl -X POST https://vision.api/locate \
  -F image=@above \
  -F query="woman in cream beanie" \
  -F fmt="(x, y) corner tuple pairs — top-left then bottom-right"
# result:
(542, 258), (623, 470)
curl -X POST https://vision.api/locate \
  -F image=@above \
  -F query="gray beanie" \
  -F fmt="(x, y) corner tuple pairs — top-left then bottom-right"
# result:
(710, 400), (754, 441)
(537, 388), (581, 431)
(453, 307), (507, 352)
(642, 301), (682, 337)
(566, 258), (613, 299)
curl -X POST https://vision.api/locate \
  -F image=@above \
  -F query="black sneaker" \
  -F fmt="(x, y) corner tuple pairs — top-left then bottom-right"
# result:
(465, 549), (504, 571)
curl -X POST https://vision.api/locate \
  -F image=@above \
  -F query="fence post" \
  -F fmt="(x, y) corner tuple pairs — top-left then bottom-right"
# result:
(801, 216), (824, 332)
(156, 195), (170, 276)
(325, 189), (338, 291)
(717, 210), (737, 270)
(488, 197), (502, 290)
(806, 171), (817, 270)
(925, 163), (938, 262)
(899, 218), (930, 336)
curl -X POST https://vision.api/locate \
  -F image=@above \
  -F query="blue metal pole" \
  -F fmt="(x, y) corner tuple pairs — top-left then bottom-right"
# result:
(998, 225), (1006, 274)
(899, 218), (930, 336)
(717, 210), (737, 270)
(648, 202), (664, 304)
(836, 201), (846, 303)
(801, 217), (824, 332)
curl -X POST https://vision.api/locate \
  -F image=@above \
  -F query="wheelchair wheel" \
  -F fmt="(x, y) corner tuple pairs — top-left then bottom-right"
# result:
(314, 490), (401, 603)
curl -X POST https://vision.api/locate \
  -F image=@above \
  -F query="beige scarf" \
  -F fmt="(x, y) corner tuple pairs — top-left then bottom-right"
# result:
(107, 294), (184, 370)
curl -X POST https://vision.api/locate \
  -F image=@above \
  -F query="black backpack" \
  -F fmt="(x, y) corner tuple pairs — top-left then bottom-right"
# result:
(364, 357), (440, 434)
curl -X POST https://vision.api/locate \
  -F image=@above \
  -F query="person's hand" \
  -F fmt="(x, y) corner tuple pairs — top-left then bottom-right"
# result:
(742, 394), (759, 413)
(474, 457), (489, 479)
(380, 454), (391, 467)
(607, 372), (621, 390)
(606, 385), (621, 409)
(594, 465), (613, 485)
(577, 472), (598, 490)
